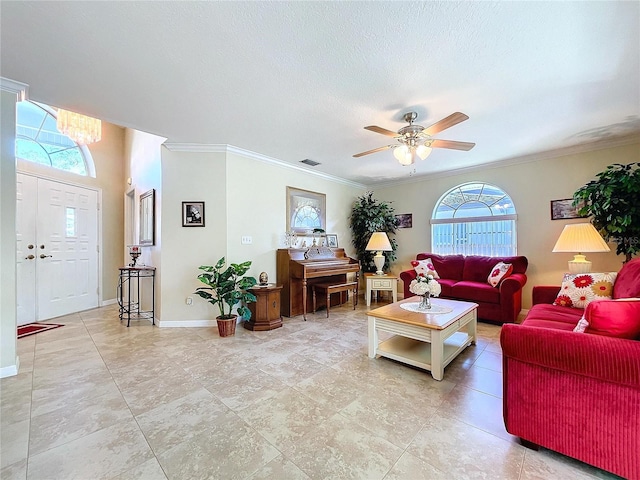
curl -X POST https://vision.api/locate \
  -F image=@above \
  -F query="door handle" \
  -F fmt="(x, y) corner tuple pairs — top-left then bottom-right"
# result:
(25, 254), (35, 260)
(40, 254), (52, 259)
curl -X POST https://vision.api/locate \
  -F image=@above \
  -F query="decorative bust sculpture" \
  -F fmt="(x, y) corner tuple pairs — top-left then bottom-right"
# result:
(259, 272), (269, 285)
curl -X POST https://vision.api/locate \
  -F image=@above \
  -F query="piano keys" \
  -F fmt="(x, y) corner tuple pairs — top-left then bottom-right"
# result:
(277, 246), (360, 319)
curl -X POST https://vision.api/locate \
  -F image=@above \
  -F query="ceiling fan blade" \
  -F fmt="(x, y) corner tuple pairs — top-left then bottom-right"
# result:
(352, 145), (393, 157)
(423, 112), (469, 136)
(364, 125), (399, 137)
(430, 139), (476, 151)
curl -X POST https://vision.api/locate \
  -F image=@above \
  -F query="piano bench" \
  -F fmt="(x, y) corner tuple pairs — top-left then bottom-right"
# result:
(312, 281), (358, 318)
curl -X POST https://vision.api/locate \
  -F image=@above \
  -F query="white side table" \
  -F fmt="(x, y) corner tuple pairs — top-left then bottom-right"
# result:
(365, 272), (398, 306)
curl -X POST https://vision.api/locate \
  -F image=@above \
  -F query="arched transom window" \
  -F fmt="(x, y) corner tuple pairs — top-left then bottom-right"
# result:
(15, 100), (96, 177)
(431, 182), (517, 256)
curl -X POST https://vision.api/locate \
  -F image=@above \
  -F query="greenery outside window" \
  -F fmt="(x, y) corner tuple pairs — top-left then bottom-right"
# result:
(16, 100), (95, 177)
(431, 182), (517, 256)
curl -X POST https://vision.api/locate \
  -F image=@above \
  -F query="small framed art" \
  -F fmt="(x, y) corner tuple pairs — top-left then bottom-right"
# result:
(182, 201), (205, 227)
(550, 199), (587, 220)
(326, 234), (338, 248)
(395, 213), (413, 228)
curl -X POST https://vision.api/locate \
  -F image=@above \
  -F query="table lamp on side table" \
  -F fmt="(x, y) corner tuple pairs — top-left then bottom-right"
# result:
(552, 223), (610, 273)
(366, 232), (393, 275)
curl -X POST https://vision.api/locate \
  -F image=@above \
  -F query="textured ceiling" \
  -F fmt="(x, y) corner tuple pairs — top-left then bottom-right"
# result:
(1, 1), (639, 186)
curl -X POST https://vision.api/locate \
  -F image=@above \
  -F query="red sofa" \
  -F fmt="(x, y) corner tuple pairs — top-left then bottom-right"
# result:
(399, 253), (528, 324)
(501, 258), (640, 479)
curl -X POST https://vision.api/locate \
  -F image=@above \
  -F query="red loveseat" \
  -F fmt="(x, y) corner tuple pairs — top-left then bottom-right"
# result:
(399, 253), (528, 324)
(501, 258), (640, 479)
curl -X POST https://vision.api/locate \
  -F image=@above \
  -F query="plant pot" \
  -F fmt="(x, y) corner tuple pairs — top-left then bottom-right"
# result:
(216, 315), (237, 337)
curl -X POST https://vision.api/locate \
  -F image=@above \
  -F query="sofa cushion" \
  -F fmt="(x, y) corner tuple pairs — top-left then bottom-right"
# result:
(462, 255), (528, 283)
(584, 299), (640, 339)
(524, 303), (584, 326)
(451, 281), (501, 304)
(487, 262), (513, 287)
(411, 259), (440, 279)
(437, 278), (456, 297)
(553, 272), (617, 309)
(613, 258), (640, 299)
(417, 253), (464, 280)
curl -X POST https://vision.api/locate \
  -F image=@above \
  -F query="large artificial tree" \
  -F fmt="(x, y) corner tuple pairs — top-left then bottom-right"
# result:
(573, 162), (640, 263)
(349, 192), (400, 272)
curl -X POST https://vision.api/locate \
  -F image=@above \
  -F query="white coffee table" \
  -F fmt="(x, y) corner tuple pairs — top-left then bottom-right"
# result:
(367, 297), (477, 381)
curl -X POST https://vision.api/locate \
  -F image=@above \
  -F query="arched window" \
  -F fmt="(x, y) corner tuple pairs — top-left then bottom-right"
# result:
(431, 182), (517, 256)
(15, 100), (96, 177)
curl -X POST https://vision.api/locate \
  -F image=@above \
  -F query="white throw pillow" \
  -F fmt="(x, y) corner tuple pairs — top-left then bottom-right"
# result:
(411, 258), (440, 279)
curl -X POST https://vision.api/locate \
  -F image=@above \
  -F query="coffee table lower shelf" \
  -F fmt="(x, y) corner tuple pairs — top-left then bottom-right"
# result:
(376, 331), (473, 373)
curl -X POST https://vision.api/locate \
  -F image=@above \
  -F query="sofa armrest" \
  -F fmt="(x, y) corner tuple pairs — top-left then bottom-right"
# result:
(532, 286), (561, 305)
(501, 324), (640, 386)
(499, 273), (526, 295)
(399, 269), (418, 298)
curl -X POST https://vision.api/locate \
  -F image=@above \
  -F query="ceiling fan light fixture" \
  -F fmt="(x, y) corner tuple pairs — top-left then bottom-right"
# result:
(393, 145), (413, 165)
(416, 145), (432, 160)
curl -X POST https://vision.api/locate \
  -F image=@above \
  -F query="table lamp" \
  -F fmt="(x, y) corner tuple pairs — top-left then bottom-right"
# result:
(552, 223), (610, 273)
(366, 232), (392, 275)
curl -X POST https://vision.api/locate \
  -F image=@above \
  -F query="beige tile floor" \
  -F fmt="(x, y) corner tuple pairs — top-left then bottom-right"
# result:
(1, 300), (622, 480)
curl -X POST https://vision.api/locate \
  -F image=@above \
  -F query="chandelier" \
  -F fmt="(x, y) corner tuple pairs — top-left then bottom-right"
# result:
(56, 108), (102, 145)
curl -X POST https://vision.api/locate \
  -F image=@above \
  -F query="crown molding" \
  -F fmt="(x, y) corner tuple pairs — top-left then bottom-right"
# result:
(163, 143), (367, 188)
(0, 77), (29, 100)
(371, 134), (640, 189)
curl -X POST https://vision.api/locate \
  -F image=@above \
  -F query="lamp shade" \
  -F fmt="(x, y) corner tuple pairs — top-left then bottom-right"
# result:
(552, 223), (610, 253)
(365, 232), (392, 251)
(552, 223), (610, 274)
(393, 145), (413, 165)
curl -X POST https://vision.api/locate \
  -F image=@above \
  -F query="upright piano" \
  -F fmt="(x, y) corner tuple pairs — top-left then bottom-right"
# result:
(277, 246), (360, 319)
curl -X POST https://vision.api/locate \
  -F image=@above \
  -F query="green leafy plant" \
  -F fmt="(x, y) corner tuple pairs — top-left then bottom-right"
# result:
(349, 192), (400, 272)
(573, 162), (640, 262)
(195, 257), (258, 319)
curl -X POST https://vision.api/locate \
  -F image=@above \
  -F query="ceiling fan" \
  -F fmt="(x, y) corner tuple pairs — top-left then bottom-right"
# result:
(353, 111), (475, 165)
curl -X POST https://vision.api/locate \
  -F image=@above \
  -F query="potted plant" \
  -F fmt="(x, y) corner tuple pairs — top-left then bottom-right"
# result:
(194, 257), (258, 336)
(573, 162), (640, 263)
(349, 191), (400, 272)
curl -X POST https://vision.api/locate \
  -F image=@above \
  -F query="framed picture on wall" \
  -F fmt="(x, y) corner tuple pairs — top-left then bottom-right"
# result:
(286, 186), (326, 233)
(395, 213), (413, 228)
(182, 201), (205, 227)
(550, 199), (587, 220)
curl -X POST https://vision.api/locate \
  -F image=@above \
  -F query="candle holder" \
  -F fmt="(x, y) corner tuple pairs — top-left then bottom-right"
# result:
(128, 245), (142, 267)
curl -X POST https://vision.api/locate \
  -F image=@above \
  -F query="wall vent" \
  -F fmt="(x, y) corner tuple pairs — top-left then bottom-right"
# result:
(300, 159), (320, 167)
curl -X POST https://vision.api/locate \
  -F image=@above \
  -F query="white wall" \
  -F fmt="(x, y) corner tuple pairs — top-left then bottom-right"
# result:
(159, 149), (227, 322)
(156, 147), (365, 323)
(124, 128), (166, 317)
(374, 141), (640, 309)
(0, 88), (19, 376)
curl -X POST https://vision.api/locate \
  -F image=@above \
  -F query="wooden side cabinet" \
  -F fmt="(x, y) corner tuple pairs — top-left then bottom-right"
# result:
(244, 284), (283, 331)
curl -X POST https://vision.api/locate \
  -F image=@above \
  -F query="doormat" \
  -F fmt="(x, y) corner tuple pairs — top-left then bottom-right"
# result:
(17, 323), (64, 339)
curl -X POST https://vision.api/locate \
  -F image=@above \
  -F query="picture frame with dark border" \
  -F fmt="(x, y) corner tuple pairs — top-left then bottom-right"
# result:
(326, 234), (338, 248)
(550, 198), (587, 220)
(286, 186), (326, 234)
(182, 201), (205, 227)
(395, 213), (413, 229)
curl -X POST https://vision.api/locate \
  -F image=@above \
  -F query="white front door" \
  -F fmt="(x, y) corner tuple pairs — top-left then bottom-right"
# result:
(16, 174), (99, 325)
(16, 175), (37, 324)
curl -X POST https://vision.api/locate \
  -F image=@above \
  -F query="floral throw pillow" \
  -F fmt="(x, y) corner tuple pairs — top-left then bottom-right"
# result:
(411, 259), (440, 279)
(487, 262), (513, 287)
(554, 272), (618, 309)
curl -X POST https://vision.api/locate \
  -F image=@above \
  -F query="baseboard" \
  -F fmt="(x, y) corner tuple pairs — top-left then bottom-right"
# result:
(0, 357), (19, 378)
(101, 298), (117, 306)
(157, 319), (218, 328)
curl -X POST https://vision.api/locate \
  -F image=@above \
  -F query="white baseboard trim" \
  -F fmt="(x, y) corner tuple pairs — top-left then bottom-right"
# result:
(101, 298), (117, 306)
(157, 319), (218, 328)
(0, 357), (19, 378)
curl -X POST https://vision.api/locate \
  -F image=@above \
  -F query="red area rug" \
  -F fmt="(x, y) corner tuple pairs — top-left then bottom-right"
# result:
(17, 323), (64, 339)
